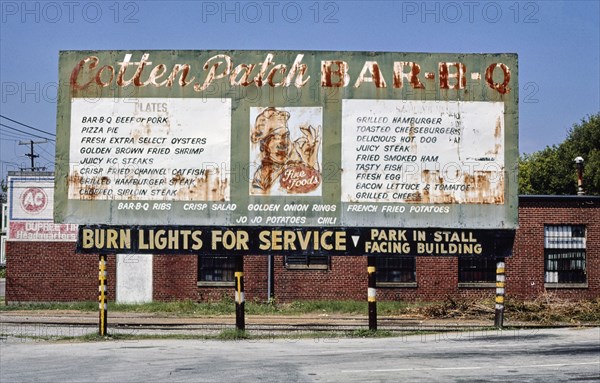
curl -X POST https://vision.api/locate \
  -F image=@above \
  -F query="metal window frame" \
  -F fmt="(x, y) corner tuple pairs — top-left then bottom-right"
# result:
(544, 225), (587, 284)
(458, 256), (497, 283)
(198, 255), (236, 283)
(284, 254), (330, 270)
(544, 249), (587, 284)
(375, 256), (416, 283)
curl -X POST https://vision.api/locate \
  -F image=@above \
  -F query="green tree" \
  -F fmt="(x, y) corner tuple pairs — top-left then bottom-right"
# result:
(519, 113), (600, 196)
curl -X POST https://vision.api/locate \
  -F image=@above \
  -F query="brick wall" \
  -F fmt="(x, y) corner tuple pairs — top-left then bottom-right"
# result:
(151, 256), (272, 303)
(272, 256), (366, 302)
(244, 256), (268, 302)
(5, 242), (115, 302)
(506, 196), (600, 300)
(153, 255), (197, 301)
(4, 196), (599, 304)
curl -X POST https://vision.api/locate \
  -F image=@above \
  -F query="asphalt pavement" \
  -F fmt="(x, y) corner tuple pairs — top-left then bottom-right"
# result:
(1, 326), (598, 382)
(1, 299), (598, 382)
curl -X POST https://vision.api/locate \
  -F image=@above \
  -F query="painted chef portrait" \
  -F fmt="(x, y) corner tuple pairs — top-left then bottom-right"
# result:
(250, 107), (322, 195)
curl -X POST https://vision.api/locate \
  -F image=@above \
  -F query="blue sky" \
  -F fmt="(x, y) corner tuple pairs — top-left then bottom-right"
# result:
(1, 0), (598, 181)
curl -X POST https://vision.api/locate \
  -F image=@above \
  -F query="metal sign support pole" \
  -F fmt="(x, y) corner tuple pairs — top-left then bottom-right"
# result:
(494, 260), (506, 328)
(234, 256), (245, 331)
(267, 254), (274, 302)
(98, 254), (108, 336)
(367, 256), (377, 331)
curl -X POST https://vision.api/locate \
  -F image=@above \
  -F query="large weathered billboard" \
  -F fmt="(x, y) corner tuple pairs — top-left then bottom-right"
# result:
(55, 50), (518, 229)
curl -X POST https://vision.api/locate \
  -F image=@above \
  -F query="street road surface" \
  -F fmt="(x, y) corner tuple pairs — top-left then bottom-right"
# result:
(1, 327), (598, 382)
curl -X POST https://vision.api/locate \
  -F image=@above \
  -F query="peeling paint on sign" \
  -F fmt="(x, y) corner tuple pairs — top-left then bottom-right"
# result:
(55, 50), (518, 229)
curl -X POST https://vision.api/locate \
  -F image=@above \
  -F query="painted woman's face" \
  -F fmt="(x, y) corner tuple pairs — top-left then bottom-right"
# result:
(264, 127), (291, 164)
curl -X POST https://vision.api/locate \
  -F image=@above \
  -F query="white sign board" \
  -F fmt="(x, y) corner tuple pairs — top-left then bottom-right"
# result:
(341, 100), (505, 205)
(7, 175), (77, 241)
(68, 98), (231, 201)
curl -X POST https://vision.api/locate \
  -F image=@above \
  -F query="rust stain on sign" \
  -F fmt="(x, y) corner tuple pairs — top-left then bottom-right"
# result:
(494, 116), (502, 139)
(67, 171), (114, 201)
(420, 169), (504, 205)
(67, 171), (82, 199)
(175, 168), (228, 201)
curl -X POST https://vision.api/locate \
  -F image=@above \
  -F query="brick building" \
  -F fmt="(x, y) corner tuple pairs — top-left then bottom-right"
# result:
(4, 195), (599, 304)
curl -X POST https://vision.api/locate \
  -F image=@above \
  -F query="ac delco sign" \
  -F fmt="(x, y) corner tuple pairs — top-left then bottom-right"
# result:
(8, 175), (78, 242)
(55, 50), (518, 231)
(20, 187), (47, 214)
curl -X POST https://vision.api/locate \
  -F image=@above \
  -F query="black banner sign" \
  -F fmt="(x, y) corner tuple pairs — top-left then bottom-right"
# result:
(77, 226), (514, 257)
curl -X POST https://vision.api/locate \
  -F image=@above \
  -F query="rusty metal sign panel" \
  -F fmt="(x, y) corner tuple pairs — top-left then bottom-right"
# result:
(55, 50), (518, 229)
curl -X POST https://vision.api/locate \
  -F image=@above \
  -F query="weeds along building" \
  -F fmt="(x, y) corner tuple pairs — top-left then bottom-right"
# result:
(3, 174), (599, 303)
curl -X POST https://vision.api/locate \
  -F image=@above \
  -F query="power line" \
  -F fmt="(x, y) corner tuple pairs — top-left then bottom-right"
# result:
(37, 151), (54, 162)
(0, 123), (55, 142)
(22, 149), (55, 170)
(37, 145), (55, 158)
(0, 115), (56, 137)
(0, 131), (27, 140)
(0, 160), (20, 166)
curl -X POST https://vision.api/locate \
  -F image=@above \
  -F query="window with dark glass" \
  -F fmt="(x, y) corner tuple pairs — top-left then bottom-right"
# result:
(198, 255), (236, 282)
(544, 225), (586, 284)
(376, 257), (416, 283)
(458, 257), (496, 283)
(284, 254), (329, 269)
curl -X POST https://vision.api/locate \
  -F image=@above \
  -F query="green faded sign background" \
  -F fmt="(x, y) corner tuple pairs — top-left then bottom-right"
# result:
(55, 50), (518, 229)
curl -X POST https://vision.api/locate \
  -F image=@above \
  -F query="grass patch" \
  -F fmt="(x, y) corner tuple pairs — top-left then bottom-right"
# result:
(3, 329), (406, 343)
(0, 299), (233, 314)
(349, 329), (394, 338)
(2, 297), (598, 325)
(250, 300), (413, 316)
(75, 332), (213, 342)
(0, 301), (98, 311)
(217, 329), (250, 340)
(0, 299), (412, 316)
(112, 300), (235, 315)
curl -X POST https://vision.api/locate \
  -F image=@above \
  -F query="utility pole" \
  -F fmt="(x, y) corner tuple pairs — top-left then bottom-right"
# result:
(18, 140), (47, 171)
